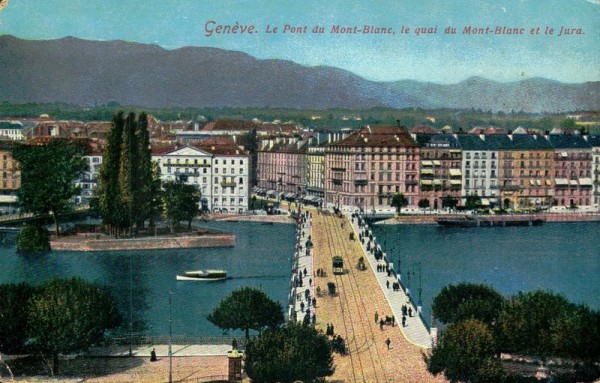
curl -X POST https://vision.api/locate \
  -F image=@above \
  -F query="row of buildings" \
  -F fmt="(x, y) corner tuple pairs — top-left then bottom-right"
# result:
(1, 117), (600, 214)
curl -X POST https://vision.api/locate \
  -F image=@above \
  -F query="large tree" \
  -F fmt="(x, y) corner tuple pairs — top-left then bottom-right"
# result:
(390, 192), (408, 215)
(498, 290), (583, 359)
(13, 140), (87, 236)
(162, 180), (201, 231)
(207, 287), (283, 340)
(245, 322), (334, 383)
(27, 278), (121, 375)
(0, 283), (37, 354)
(432, 282), (505, 326)
(98, 111), (125, 236)
(98, 111), (155, 236)
(425, 319), (504, 383)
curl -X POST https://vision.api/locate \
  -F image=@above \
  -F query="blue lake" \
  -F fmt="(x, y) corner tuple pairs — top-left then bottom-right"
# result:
(372, 221), (600, 324)
(0, 221), (295, 337)
(1, 220), (598, 336)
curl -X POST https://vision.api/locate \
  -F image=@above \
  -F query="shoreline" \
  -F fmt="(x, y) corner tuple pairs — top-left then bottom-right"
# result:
(375, 212), (600, 225)
(50, 232), (235, 251)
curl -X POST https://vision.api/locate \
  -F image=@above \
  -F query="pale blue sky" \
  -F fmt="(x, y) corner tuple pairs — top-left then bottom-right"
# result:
(0, 0), (598, 83)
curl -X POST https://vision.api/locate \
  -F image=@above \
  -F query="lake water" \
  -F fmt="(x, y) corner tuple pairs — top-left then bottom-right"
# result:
(1, 220), (598, 336)
(372, 222), (600, 324)
(0, 221), (295, 337)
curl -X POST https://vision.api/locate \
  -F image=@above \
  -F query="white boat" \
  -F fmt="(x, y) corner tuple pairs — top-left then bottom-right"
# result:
(176, 269), (228, 281)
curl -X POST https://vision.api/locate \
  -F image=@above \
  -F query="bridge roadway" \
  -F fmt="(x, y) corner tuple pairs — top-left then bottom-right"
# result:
(309, 208), (445, 383)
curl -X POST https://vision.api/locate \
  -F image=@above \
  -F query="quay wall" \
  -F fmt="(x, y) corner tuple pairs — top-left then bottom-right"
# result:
(51, 233), (235, 251)
(376, 212), (600, 225)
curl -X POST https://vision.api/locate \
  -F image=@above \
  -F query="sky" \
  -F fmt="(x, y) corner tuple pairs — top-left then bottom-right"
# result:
(0, 0), (598, 84)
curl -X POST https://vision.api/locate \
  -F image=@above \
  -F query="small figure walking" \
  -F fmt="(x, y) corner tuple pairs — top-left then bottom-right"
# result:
(385, 337), (391, 350)
(375, 311), (379, 324)
(408, 307), (413, 317)
(402, 315), (407, 327)
(379, 318), (384, 331)
(150, 348), (157, 362)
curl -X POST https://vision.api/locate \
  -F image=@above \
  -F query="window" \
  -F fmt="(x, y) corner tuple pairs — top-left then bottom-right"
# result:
(239, 177), (243, 184)
(215, 159), (219, 164)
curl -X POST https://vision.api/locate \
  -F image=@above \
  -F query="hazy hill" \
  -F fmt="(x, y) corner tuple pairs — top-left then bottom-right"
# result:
(0, 35), (597, 112)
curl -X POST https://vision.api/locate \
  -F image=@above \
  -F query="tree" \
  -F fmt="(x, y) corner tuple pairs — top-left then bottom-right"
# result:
(549, 304), (600, 362)
(560, 118), (578, 131)
(207, 287), (283, 340)
(465, 193), (482, 210)
(245, 322), (334, 383)
(16, 223), (51, 251)
(390, 192), (408, 215)
(0, 283), (37, 354)
(441, 195), (458, 209)
(98, 111), (155, 236)
(162, 180), (201, 231)
(98, 111), (125, 236)
(13, 140), (87, 236)
(498, 290), (578, 359)
(27, 278), (121, 375)
(432, 283), (505, 326)
(425, 319), (504, 383)
(418, 198), (430, 209)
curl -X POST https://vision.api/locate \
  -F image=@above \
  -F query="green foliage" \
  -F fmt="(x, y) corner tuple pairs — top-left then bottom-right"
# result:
(16, 224), (51, 251)
(441, 195), (458, 209)
(497, 290), (597, 360)
(27, 278), (121, 374)
(418, 198), (430, 209)
(432, 282), (505, 325)
(390, 192), (408, 214)
(98, 111), (156, 236)
(425, 319), (504, 383)
(560, 118), (578, 130)
(0, 283), (37, 354)
(245, 322), (334, 383)
(207, 287), (283, 339)
(465, 193), (482, 210)
(162, 180), (201, 231)
(12, 140), (87, 236)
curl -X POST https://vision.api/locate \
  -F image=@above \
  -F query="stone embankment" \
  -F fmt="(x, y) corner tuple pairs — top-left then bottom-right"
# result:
(51, 232), (235, 251)
(376, 212), (600, 225)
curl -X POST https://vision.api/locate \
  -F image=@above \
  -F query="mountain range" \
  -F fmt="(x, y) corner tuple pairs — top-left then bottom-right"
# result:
(0, 35), (598, 113)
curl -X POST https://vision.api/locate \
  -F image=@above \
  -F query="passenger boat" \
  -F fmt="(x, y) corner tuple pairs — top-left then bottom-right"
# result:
(436, 215), (545, 227)
(176, 269), (228, 281)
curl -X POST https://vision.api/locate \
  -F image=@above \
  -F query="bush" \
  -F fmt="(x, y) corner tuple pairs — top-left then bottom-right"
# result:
(16, 224), (51, 251)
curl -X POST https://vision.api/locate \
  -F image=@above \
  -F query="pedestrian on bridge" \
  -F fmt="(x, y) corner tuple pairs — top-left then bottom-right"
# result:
(385, 337), (391, 350)
(374, 311), (379, 324)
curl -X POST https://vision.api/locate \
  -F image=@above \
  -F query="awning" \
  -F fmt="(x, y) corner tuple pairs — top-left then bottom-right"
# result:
(433, 180), (443, 186)
(449, 149), (461, 153)
(449, 169), (462, 177)
(561, 152), (568, 158)
(529, 180), (535, 186)
(420, 169), (434, 175)
(433, 160), (442, 166)
(545, 180), (552, 186)
(536, 180), (541, 186)
(420, 180), (432, 185)
(481, 198), (490, 206)
(555, 178), (569, 186)
(569, 180), (578, 186)
(421, 160), (433, 166)
(0, 195), (17, 203)
(449, 180), (462, 185)
(580, 178), (593, 186)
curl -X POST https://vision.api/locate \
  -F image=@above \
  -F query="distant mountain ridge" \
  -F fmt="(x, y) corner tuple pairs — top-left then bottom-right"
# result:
(0, 35), (598, 113)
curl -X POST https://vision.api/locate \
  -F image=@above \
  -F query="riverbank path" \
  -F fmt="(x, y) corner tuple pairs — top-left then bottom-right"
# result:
(309, 209), (445, 383)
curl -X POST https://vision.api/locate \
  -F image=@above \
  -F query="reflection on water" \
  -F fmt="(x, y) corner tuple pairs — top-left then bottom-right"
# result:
(373, 222), (600, 324)
(0, 221), (295, 337)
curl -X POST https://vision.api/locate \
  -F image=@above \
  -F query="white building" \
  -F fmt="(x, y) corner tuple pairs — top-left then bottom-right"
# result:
(0, 121), (25, 141)
(153, 144), (250, 213)
(457, 135), (500, 206)
(75, 152), (103, 205)
(589, 136), (600, 207)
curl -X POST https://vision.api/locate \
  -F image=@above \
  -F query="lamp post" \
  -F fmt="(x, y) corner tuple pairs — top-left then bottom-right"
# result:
(169, 291), (174, 383)
(129, 254), (133, 357)
(169, 290), (173, 383)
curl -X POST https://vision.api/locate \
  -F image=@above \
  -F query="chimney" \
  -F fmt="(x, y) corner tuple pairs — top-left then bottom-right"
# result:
(479, 134), (485, 141)
(194, 122), (199, 131)
(328, 132), (331, 143)
(232, 134), (237, 143)
(269, 139), (274, 149)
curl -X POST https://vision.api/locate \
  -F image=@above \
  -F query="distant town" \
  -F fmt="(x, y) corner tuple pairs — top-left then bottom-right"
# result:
(1, 111), (600, 215)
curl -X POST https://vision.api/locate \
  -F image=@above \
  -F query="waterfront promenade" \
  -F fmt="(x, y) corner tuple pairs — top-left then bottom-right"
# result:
(309, 209), (445, 383)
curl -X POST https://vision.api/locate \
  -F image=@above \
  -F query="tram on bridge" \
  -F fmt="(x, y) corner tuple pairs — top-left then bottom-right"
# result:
(332, 256), (344, 275)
